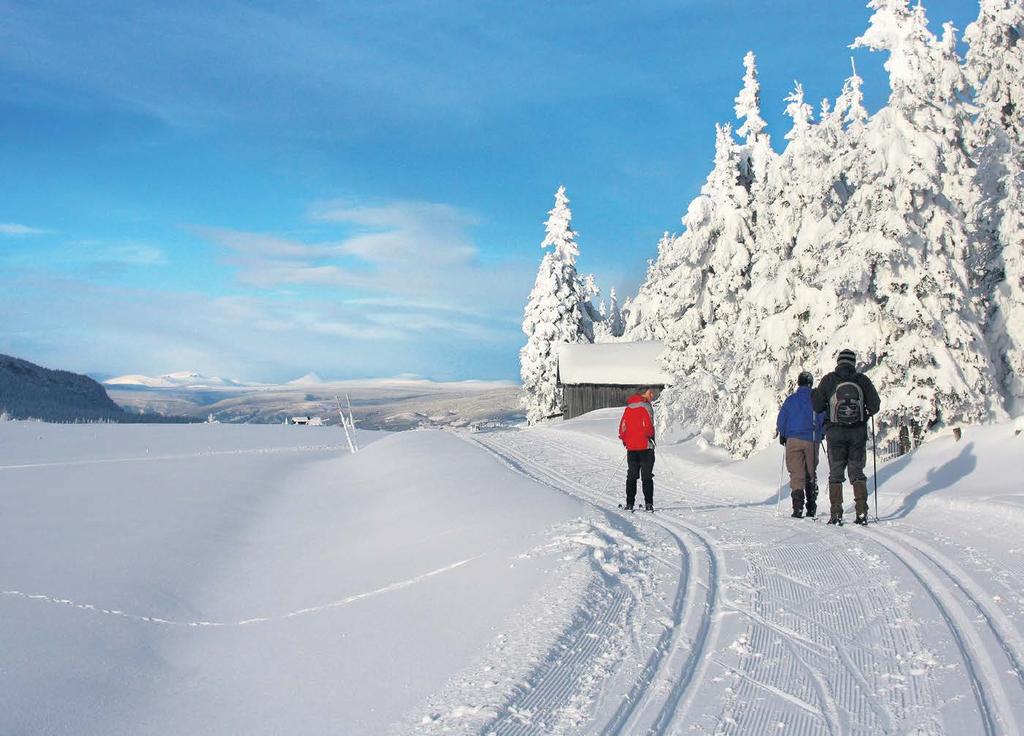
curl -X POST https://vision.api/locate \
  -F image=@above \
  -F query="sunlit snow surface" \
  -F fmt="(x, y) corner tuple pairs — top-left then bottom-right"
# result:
(2, 416), (1023, 735)
(0, 423), (584, 734)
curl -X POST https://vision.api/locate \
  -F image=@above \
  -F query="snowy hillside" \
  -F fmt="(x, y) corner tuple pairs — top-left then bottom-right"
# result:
(3, 414), (1023, 734)
(0, 353), (124, 422)
(104, 375), (523, 429)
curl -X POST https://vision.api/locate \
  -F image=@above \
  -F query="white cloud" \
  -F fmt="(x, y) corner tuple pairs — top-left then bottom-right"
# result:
(198, 199), (531, 313)
(61, 240), (168, 268)
(1, 275), (515, 381)
(0, 223), (48, 236)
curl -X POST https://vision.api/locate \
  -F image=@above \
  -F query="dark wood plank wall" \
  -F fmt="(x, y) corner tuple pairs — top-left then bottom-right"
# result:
(561, 384), (664, 421)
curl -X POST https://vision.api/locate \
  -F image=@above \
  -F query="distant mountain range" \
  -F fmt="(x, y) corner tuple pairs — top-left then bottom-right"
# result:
(104, 371), (245, 389)
(103, 370), (515, 392)
(102, 369), (522, 429)
(1, 354), (125, 422)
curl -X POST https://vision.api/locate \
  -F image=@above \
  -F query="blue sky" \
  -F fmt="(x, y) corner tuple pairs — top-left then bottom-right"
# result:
(1, 0), (978, 382)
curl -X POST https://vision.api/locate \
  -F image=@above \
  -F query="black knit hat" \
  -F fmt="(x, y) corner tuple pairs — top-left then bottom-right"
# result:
(797, 371), (813, 387)
(837, 349), (856, 369)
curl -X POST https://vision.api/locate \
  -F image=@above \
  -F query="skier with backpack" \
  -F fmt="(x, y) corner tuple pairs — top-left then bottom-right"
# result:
(812, 349), (881, 526)
(618, 388), (656, 511)
(776, 371), (826, 518)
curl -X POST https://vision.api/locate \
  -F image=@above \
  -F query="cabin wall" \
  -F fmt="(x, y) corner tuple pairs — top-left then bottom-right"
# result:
(561, 384), (663, 421)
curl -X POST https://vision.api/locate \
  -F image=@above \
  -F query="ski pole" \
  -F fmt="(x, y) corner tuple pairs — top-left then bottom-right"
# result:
(776, 448), (786, 516)
(871, 415), (879, 522)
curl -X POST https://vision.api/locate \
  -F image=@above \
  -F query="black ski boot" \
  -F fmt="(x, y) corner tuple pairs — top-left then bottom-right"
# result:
(853, 514), (868, 526)
(827, 515), (843, 526)
(791, 508), (804, 518)
(644, 503), (654, 512)
(806, 484), (818, 518)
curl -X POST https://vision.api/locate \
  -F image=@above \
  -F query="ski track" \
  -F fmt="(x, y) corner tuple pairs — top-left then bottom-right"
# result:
(863, 527), (1024, 735)
(463, 426), (1024, 736)
(0, 556), (478, 628)
(469, 431), (720, 735)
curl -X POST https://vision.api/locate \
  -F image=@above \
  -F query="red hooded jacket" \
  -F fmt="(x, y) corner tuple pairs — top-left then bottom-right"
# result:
(619, 394), (655, 451)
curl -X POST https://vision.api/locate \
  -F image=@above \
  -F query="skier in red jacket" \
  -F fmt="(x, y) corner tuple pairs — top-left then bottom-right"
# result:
(618, 388), (656, 511)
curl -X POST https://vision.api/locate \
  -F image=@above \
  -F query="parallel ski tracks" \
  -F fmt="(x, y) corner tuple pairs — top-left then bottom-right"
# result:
(468, 431), (721, 736)
(863, 527), (1024, 736)
(470, 427), (1022, 735)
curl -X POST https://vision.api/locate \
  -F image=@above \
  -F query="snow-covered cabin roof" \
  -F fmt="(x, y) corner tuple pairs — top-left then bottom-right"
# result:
(557, 342), (671, 386)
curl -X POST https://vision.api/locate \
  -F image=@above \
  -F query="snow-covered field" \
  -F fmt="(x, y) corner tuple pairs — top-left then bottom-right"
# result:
(2, 414), (1023, 734)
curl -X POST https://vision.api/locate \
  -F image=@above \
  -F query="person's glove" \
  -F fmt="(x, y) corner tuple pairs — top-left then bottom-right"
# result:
(779, 435), (787, 446)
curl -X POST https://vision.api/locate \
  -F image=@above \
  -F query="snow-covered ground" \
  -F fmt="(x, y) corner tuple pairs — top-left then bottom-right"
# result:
(2, 414), (1022, 734)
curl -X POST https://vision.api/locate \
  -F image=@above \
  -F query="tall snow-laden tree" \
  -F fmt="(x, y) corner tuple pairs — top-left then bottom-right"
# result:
(657, 121), (759, 439)
(520, 186), (595, 424)
(965, 0), (1024, 413)
(833, 0), (1002, 441)
(594, 288), (626, 342)
(989, 154), (1024, 411)
(607, 288), (625, 338)
(623, 232), (677, 340)
(966, 0), (1024, 147)
(711, 79), (844, 455)
(734, 51), (775, 193)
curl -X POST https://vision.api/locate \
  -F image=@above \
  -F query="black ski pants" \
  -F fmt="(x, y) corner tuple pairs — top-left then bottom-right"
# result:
(626, 449), (655, 507)
(826, 425), (868, 484)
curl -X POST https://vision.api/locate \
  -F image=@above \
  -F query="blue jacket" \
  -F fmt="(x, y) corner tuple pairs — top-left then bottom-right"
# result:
(777, 386), (825, 442)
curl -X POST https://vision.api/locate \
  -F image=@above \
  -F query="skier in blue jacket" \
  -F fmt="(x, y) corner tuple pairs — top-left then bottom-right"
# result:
(777, 371), (826, 518)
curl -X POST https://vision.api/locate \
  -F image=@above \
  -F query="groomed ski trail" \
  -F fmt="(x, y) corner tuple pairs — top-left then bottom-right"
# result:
(463, 425), (1019, 735)
(470, 431), (718, 736)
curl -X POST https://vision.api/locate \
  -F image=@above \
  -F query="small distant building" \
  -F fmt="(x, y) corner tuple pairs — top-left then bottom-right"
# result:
(291, 416), (324, 426)
(556, 341), (671, 421)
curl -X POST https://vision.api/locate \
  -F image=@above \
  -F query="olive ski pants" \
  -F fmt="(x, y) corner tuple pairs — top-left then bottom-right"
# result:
(785, 437), (819, 510)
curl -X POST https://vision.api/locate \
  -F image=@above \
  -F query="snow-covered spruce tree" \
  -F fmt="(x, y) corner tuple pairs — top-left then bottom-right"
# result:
(829, 0), (1003, 440)
(709, 63), (881, 456)
(965, 0), (1024, 413)
(989, 153), (1024, 410)
(656, 120), (759, 441)
(966, 0), (1024, 148)
(654, 52), (782, 450)
(607, 288), (625, 338)
(594, 287), (627, 343)
(623, 232), (677, 340)
(734, 51), (774, 195)
(711, 80), (854, 455)
(520, 186), (595, 423)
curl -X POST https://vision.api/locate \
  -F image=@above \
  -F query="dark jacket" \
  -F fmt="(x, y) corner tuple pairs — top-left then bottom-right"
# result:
(812, 364), (881, 428)
(777, 386), (826, 442)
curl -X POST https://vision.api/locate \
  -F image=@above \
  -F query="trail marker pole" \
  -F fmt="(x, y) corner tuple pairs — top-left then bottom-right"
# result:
(345, 393), (359, 451)
(335, 395), (356, 454)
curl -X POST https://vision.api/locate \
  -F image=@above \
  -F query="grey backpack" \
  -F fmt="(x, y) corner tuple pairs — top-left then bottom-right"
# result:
(829, 381), (865, 426)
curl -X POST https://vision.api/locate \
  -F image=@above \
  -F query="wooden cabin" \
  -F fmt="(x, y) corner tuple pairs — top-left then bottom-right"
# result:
(556, 341), (670, 420)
